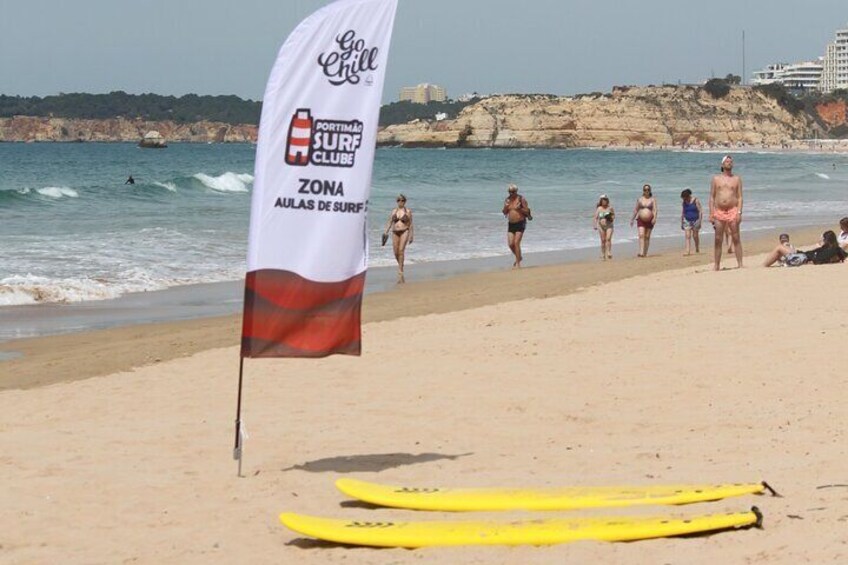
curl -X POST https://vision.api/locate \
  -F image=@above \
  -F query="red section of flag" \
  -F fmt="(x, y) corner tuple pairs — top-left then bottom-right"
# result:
(240, 269), (365, 358)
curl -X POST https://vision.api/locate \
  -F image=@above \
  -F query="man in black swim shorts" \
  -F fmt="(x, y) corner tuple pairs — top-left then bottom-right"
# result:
(502, 184), (531, 268)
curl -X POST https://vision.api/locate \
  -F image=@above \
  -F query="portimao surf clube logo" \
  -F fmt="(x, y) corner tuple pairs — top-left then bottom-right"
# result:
(318, 30), (379, 86)
(285, 109), (363, 168)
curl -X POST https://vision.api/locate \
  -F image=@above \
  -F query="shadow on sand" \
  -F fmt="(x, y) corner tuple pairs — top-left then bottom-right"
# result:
(286, 538), (359, 549)
(282, 451), (473, 473)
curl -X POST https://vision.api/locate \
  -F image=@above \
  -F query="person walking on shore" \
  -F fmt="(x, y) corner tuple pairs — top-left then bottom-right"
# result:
(383, 194), (413, 283)
(709, 155), (744, 270)
(593, 194), (615, 260)
(630, 184), (657, 257)
(503, 183), (531, 268)
(680, 188), (702, 255)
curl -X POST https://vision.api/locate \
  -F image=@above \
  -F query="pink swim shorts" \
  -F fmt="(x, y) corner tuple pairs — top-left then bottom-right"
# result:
(712, 207), (739, 223)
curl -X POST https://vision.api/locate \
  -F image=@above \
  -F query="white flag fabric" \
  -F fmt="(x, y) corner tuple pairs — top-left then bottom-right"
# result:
(241, 0), (398, 358)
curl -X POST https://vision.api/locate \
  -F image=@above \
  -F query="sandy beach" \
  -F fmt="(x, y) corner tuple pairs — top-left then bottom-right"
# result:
(2, 226), (847, 563)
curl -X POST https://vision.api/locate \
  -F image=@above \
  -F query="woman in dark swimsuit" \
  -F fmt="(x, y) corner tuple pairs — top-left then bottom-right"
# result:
(383, 194), (413, 283)
(630, 184), (658, 257)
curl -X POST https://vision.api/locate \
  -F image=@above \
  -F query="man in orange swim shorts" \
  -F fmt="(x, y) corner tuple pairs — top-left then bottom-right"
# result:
(709, 155), (744, 270)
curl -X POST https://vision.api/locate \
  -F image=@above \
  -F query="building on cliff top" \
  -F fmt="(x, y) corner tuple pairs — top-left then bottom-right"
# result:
(399, 83), (447, 104)
(821, 24), (848, 93)
(752, 60), (823, 94)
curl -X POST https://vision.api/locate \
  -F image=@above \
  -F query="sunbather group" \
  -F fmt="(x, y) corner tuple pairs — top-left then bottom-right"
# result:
(763, 217), (848, 267)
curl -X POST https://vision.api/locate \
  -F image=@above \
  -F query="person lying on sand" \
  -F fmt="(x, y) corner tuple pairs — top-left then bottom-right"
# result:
(764, 231), (847, 267)
(804, 230), (847, 265)
(762, 233), (800, 267)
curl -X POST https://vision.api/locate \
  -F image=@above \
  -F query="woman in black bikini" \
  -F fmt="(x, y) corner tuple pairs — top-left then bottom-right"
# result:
(383, 194), (413, 283)
(593, 194), (615, 260)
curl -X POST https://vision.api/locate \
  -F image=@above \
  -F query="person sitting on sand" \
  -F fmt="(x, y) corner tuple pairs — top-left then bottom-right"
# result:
(593, 194), (615, 260)
(804, 230), (847, 265)
(838, 217), (848, 250)
(680, 189), (702, 255)
(503, 184), (532, 269)
(383, 194), (413, 283)
(709, 155), (744, 270)
(762, 233), (801, 267)
(630, 184), (657, 257)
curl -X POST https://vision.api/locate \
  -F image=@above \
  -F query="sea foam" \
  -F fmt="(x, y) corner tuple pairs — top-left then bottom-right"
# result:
(0, 274), (122, 306)
(36, 186), (79, 199)
(153, 181), (178, 192)
(193, 172), (253, 193)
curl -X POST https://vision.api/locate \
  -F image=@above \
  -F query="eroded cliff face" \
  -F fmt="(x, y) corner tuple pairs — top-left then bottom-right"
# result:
(378, 86), (817, 148)
(815, 100), (847, 129)
(0, 116), (257, 143)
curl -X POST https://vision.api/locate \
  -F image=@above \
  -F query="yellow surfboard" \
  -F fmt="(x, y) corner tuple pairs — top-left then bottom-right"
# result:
(336, 478), (776, 512)
(280, 507), (762, 547)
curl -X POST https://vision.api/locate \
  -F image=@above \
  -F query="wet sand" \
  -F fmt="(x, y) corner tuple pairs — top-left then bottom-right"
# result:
(0, 226), (827, 391)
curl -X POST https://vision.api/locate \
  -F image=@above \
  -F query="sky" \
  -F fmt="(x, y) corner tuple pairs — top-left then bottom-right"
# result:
(1, 0), (846, 102)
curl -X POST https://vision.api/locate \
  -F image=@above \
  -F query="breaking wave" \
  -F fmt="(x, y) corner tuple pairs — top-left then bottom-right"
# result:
(192, 172), (253, 193)
(36, 186), (79, 198)
(1, 171), (253, 205)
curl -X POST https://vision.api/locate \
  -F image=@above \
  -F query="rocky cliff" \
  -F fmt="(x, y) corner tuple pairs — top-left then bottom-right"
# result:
(378, 85), (819, 148)
(0, 116), (257, 143)
(815, 100), (847, 129)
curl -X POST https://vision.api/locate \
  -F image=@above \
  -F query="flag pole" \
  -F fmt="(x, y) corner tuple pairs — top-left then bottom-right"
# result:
(233, 356), (245, 476)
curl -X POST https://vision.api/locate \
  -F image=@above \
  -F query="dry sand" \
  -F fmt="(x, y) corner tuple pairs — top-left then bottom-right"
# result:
(2, 228), (847, 563)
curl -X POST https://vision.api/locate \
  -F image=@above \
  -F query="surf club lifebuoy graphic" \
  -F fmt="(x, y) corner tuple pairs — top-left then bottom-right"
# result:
(285, 109), (363, 168)
(285, 109), (313, 165)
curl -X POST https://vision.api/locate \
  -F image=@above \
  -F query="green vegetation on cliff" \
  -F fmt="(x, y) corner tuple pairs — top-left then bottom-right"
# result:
(379, 99), (479, 126)
(0, 92), (477, 128)
(0, 92), (261, 125)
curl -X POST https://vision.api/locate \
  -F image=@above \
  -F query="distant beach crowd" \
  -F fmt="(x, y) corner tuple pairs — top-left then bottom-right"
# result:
(383, 154), (847, 281)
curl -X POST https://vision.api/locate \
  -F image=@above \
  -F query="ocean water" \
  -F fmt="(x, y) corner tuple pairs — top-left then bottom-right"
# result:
(1, 143), (846, 306)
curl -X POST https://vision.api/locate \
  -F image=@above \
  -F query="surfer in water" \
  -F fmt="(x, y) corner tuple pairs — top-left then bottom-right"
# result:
(503, 183), (532, 268)
(383, 194), (413, 284)
(630, 184), (657, 257)
(709, 155), (744, 270)
(125, 175), (135, 185)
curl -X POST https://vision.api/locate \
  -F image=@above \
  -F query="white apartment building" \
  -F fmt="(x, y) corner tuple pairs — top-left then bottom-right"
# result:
(751, 63), (786, 84)
(751, 59), (823, 93)
(821, 25), (848, 92)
